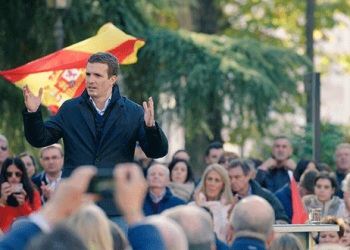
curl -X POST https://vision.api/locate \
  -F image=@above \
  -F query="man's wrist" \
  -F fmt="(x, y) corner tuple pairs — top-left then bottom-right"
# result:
(145, 120), (156, 128)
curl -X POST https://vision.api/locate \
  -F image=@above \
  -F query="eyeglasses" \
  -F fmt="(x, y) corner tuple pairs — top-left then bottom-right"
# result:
(42, 156), (62, 162)
(219, 157), (235, 164)
(0, 146), (8, 151)
(6, 171), (23, 178)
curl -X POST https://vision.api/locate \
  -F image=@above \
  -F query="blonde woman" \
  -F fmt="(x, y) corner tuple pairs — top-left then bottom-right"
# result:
(189, 164), (233, 243)
(65, 203), (113, 250)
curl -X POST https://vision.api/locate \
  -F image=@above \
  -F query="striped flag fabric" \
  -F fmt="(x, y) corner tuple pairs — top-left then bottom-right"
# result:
(288, 170), (308, 224)
(0, 23), (145, 114)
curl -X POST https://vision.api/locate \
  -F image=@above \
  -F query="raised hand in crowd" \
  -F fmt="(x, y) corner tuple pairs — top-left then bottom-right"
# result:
(38, 166), (97, 226)
(22, 84), (43, 112)
(0, 182), (11, 206)
(259, 157), (278, 171)
(40, 181), (53, 201)
(13, 189), (27, 206)
(283, 158), (297, 171)
(114, 163), (148, 225)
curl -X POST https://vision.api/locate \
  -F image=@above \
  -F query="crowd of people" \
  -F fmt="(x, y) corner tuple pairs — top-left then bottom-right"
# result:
(0, 133), (349, 249)
(0, 52), (350, 249)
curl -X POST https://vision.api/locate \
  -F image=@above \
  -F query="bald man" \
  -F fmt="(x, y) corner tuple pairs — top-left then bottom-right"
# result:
(230, 195), (275, 250)
(143, 164), (186, 216)
(162, 205), (216, 250)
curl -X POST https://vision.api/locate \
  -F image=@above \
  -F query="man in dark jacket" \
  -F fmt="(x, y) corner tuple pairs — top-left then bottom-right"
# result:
(22, 52), (168, 178)
(22, 52), (168, 217)
(228, 159), (289, 223)
(143, 164), (186, 216)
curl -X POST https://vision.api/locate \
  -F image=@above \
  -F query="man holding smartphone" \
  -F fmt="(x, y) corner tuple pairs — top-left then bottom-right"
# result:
(22, 52), (168, 218)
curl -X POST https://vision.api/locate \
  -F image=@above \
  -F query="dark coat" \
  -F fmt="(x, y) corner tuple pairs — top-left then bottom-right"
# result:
(255, 167), (290, 193)
(31, 171), (48, 193)
(274, 183), (293, 223)
(249, 179), (289, 222)
(231, 237), (266, 250)
(22, 85), (168, 178)
(143, 187), (186, 216)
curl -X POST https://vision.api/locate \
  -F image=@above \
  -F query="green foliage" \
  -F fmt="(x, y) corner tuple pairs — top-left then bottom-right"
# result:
(292, 122), (349, 168)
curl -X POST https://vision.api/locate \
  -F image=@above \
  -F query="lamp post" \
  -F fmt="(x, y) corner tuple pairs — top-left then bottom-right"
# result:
(46, 0), (72, 51)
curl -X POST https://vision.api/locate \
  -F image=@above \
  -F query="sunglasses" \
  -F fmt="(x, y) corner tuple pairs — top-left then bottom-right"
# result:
(219, 157), (235, 164)
(6, 171), (23, 178)
(0, 146), (8, 151)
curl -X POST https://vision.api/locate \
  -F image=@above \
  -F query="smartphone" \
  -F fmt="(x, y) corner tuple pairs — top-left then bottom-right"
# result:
(11, 183), (23, 195)
(87, 168), (114, 197)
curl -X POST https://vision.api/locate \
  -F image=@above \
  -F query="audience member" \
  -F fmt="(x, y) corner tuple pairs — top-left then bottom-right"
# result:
(294, 158), (317, 182)
(256, 136), (296, 192)
(317, 162), (331, 173)
(318, 216), (345, 245)
(26, 224), (89, 250)
(143, 164), (186, 216)
(19, 153), (38, 179)
(218, 151), (238, 171)
(303, 171), (345, 219)
(335, 143), (350, 198)
(205, 141), (224, 165)
(230, 195), (275, 250)
(64, 203), (113, 250)
(342, 173), (350, 218)
(162, 205), (216, 250)
(0, 156), (41, 232)
(172, 149), (190, 162)
(269, 233), (304, 250)
(228, 159), (288, 223)
(145, 215), (189, 250)
(191, 164), (233, 243)
(167, 158), (195, 202)
(32, 144), (64, 203)
(0, 135), (9, 171)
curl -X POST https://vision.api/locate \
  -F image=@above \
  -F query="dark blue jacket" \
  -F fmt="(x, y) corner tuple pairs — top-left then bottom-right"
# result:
(249, 179), (289, 222)
(23, 85), (168, 178)
(31, 171), (48, 192)
(231, 237), (266, 250)
(143, 187), (186, 216)
(0, 220), (166, 250)
(274, 183), (293, 223)
(335, 170), (345, 198)
(255, 167), (290, 193)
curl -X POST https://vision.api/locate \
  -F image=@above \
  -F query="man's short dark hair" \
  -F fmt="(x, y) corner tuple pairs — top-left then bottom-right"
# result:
(205, 141), (223, 156)
(228, 159), (251, 175)
(88, 52), (119, 78)
(300, 169), (319, 193)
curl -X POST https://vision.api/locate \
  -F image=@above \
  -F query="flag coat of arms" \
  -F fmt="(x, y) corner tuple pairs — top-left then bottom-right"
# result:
(0, 23), (145, 114)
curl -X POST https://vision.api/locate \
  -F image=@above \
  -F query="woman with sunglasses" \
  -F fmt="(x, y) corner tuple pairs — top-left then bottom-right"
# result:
(0, 156), (41, 232)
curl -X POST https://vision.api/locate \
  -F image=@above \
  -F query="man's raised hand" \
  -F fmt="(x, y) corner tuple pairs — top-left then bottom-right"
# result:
(143, 97), (155, 128)
(23, 84), (43, 112)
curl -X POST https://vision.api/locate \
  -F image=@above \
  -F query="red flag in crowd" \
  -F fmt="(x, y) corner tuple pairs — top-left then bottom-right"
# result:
(288, 170), (308, 224)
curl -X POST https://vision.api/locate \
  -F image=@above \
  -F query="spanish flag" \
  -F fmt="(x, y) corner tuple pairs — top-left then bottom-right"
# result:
(0, 23), (145, 114)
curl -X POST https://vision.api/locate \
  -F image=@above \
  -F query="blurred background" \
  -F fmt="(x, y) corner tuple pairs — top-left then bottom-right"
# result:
(0, 0), (350, 176)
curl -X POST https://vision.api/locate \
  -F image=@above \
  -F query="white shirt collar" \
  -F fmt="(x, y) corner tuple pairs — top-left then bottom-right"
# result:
(89, 94), (112, 116)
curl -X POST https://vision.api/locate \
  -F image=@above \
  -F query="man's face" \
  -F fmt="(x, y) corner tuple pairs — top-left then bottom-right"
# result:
(271, 138), (292, 162)
(147, 165), (169, 188)
(228, 166), (251, 196)
(0, 140), (9, 166)
(205, 148), (224, 164)
(85, 62), (116, 100)
(40, 148), (64, 175)
(335, 147), (350, 173)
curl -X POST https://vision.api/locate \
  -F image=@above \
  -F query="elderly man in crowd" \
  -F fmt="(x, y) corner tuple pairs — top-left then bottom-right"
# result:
(228, 159), (288, 223)
(256, 136), (297, 192)
(334, 143), (350, 198)
(143, 164), (186, 216)
(230, 195), (275, 250)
